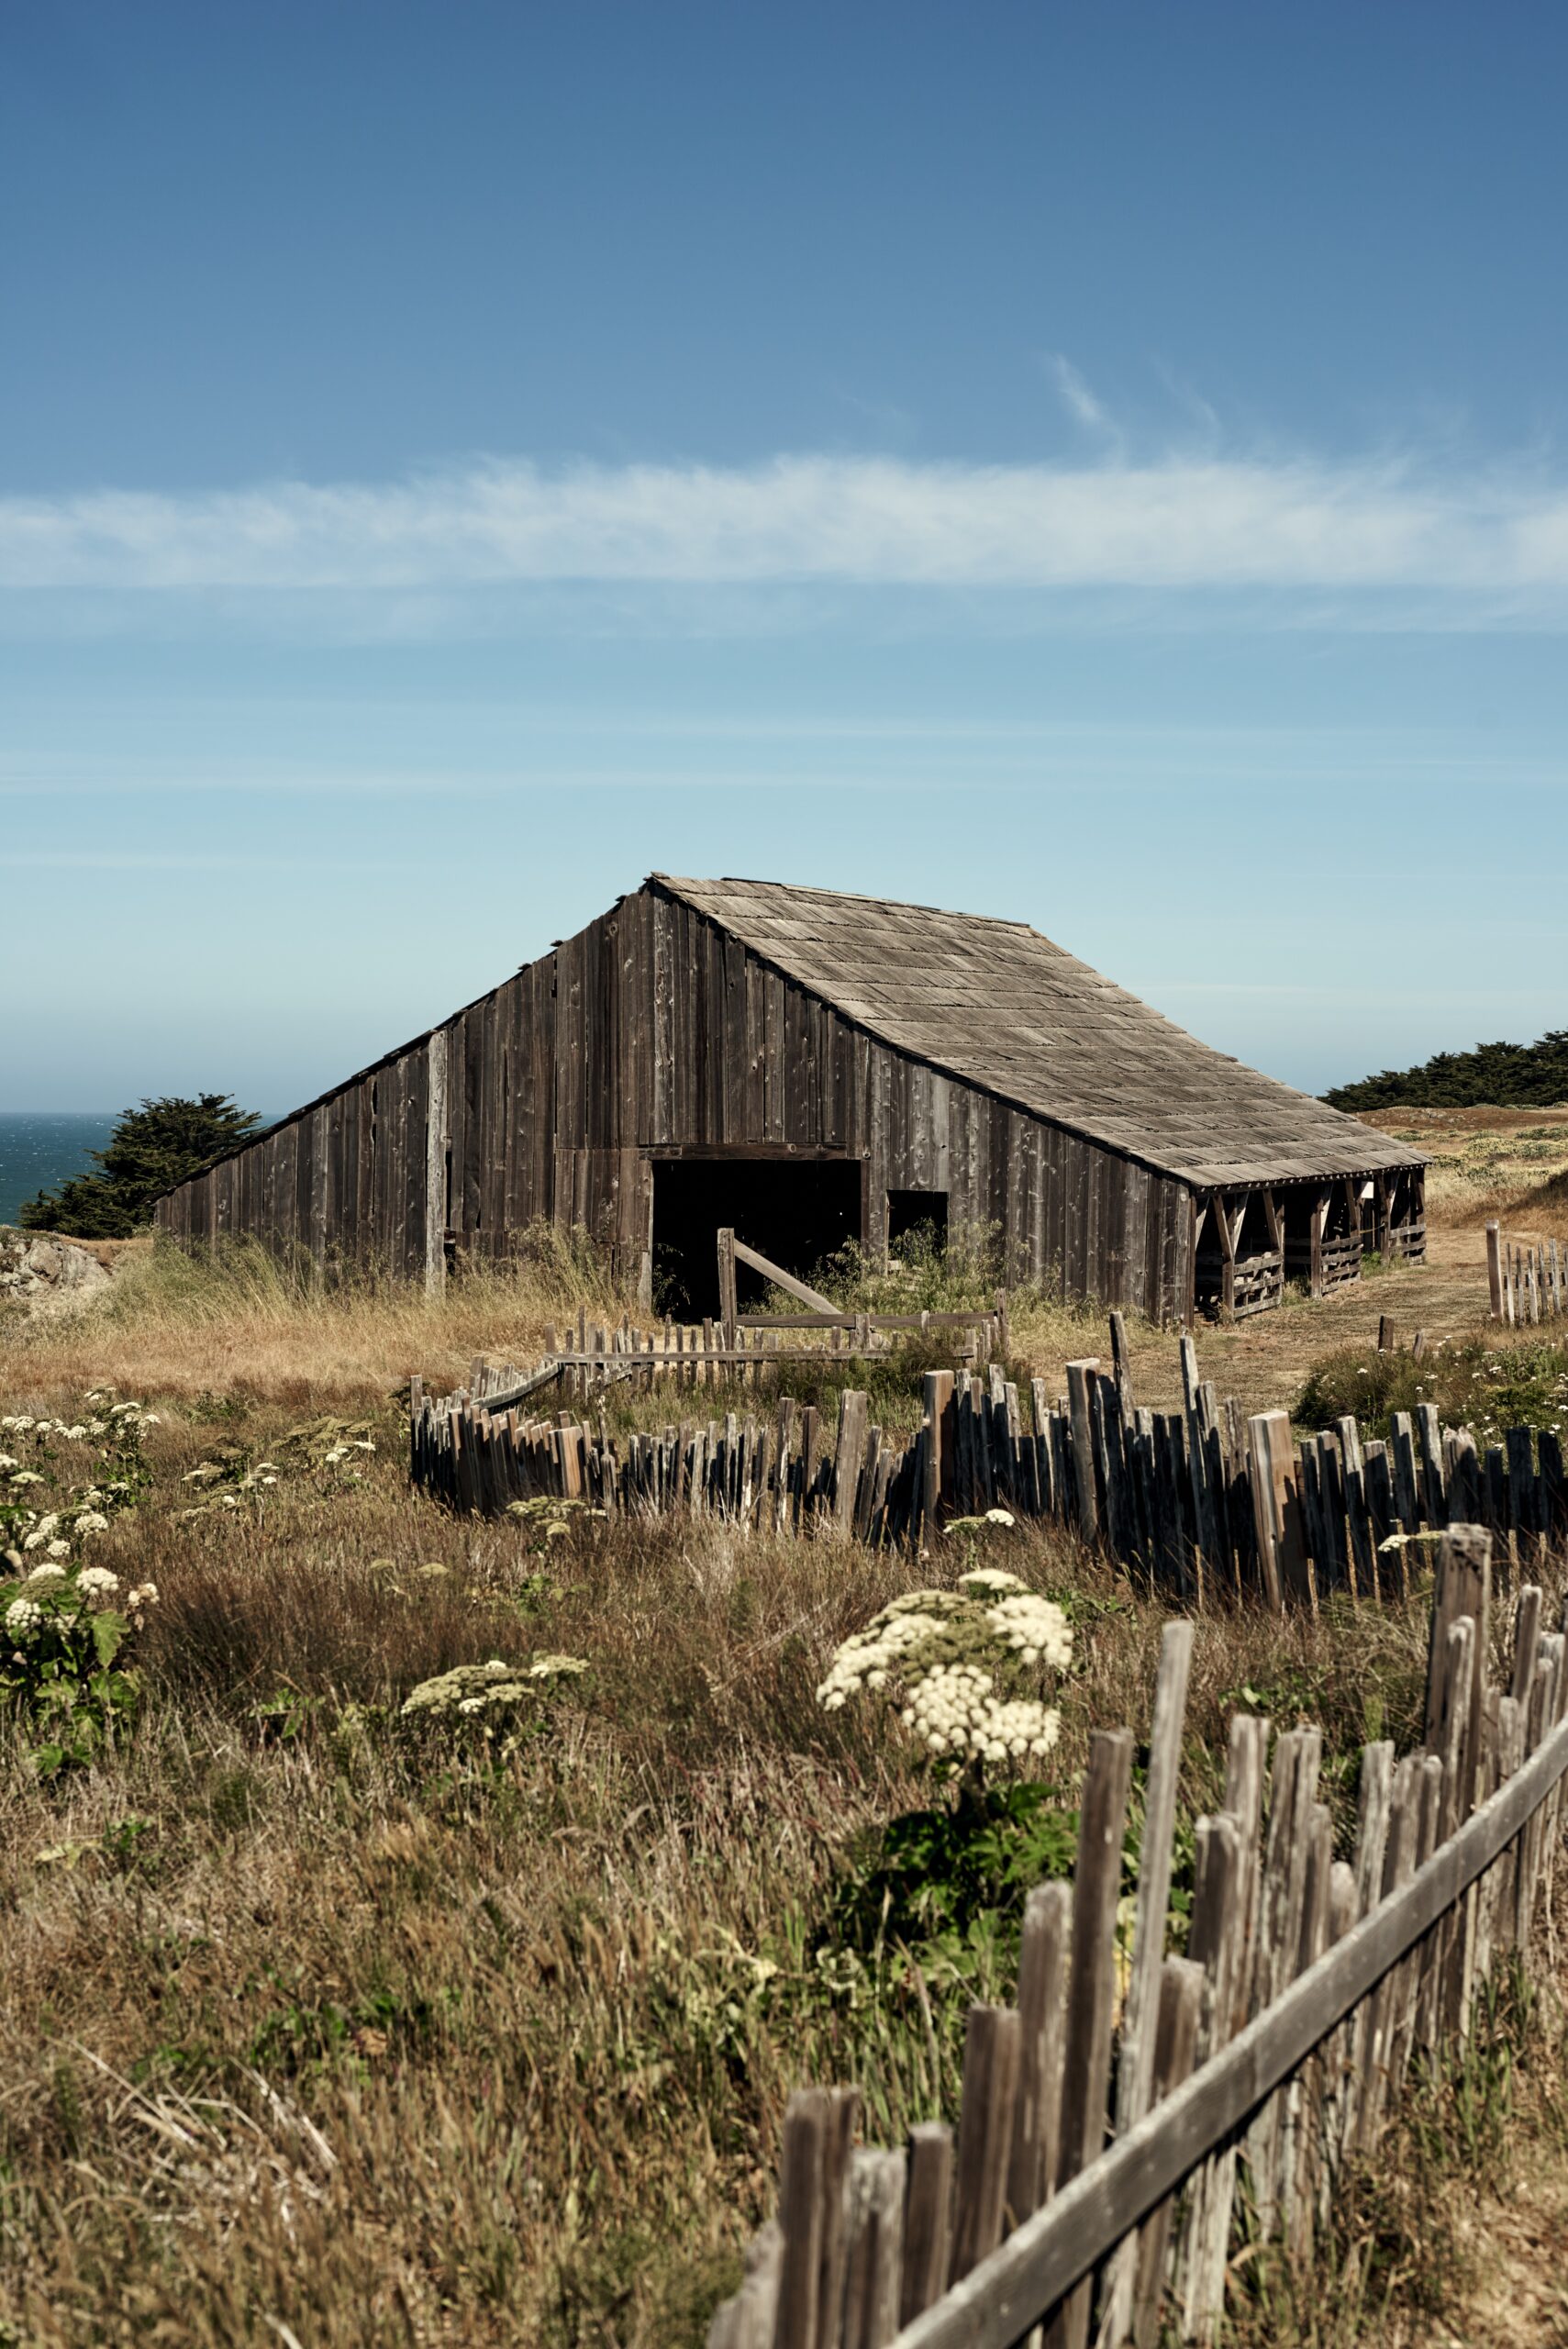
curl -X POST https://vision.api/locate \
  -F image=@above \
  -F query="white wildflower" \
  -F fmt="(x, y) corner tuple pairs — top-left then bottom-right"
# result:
(815, 1607), (949, 1709)
(5, 1600), (42, 1638)
(817, 1574), (1072, 1773)
(23, 1564), (66, 1586)
(22, 1515), (61, 1551)
(984, 1593), (1073, 1670)
(127, 1583), (160, 1609)
(958, 1566), (1029, 1596)
(8, 1471), (43, 1488)
(73, 1510), (109, 1536)
(45, 1540), (70, 1561)
(59, 1425), (87, 1442)
(76, 1566), (120, 1599)
(0, 1454), (16, 1474)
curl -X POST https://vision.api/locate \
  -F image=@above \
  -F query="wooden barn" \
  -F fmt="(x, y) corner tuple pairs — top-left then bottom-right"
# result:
(153, 874), (1426, 1325)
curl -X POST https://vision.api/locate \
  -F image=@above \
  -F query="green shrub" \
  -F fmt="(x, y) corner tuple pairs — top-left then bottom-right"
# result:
(1295, 1334), (1568, 1444)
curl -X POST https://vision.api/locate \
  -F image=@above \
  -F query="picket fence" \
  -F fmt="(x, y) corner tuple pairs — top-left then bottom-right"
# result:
(410, 1312), (1565, 1609)
(709, 1528), (1568, 2349)
(1487, 1219), (1567, 1326)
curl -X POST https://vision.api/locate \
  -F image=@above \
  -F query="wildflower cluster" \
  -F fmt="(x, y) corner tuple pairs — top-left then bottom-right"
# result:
(400, 1653), (588, 1723)
(398, 1653), (586, 1766)
(0, 1554), (157, 1776)
(817, 1565), (1072, 1773)
(179, 1412), (378, 1520)
(1, 1393), (151, 1576)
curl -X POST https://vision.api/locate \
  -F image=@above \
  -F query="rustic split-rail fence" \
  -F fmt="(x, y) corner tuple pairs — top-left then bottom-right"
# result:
(708, 1528), (1568, 2349)
(411, 1241), (1564, 1607)
(1487, 1219), (1567, 1326)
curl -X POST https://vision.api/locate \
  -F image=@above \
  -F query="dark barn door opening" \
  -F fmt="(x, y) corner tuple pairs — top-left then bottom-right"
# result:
(651, 1157), (863, 1319)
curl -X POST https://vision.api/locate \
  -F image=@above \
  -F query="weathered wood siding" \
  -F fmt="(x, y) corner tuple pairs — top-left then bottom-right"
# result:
(156, 882), (1195, 1320)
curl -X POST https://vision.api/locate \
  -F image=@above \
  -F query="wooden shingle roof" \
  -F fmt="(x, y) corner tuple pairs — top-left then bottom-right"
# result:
(653, 874), (1420, 1191)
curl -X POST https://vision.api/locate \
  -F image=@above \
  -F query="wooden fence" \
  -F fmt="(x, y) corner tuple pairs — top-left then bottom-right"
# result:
(707, 1528), (1568, 2349)
(1487, 1219), (1566, 1326)
(411, 1312), (1566, 1607)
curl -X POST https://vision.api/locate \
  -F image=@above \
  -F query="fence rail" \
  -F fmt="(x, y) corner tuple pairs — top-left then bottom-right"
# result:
(1487, 1219), (1566, 1325)
(707, 1529), (1568, 2349)
(411, 1312), (1567, 1606)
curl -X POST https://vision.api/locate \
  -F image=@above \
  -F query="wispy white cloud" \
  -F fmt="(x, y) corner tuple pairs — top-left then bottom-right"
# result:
(6, 450), (1568, 607)
(1045, 355), (1118, 442)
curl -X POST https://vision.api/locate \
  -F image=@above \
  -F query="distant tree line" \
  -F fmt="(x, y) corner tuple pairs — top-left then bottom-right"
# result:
(19, 1096), (261, 1238)
(1324, 1030), (1568, 1113)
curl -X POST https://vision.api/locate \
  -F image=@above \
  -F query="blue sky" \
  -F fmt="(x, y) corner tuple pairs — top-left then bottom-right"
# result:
(5, 1), (1566, 1113)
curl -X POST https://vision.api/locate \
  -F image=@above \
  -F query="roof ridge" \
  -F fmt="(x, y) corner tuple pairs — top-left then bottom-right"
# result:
(650, 871), (1037, 931)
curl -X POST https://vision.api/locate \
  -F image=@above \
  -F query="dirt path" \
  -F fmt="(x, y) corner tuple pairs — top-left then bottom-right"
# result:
(1176, 1220), (1493, 1418)
(1019, 1218), (1495, 1421)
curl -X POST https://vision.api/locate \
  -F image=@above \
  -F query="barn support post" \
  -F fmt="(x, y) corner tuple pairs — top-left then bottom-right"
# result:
(1218, 1191), (1241, 1319)
(717, 1226), (739, 1347)
(424, 1027), (448, 1297)
(1308, 1189), (1329, 1299)
(1184, 1194), (1201, 1330)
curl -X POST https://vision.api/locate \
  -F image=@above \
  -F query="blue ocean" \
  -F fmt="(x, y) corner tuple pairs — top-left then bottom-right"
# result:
(0, 1113), (119, 1228)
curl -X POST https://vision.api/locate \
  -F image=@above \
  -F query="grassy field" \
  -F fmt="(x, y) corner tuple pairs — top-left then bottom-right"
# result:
(1, 1130), (1566, 2346)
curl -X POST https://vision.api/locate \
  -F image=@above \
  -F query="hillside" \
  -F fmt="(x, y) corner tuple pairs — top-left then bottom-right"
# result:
(1324, 1028), (1568, 1112)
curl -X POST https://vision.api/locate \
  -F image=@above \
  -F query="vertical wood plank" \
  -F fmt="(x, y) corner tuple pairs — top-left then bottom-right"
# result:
(1045, 1728), (1135, 2349)
(1007, 1881), (1071, 2231)
(1102, 1620), (1195, 2341)
(898, 2124), (953, 2329)
(949, 2007), (1022, 2284)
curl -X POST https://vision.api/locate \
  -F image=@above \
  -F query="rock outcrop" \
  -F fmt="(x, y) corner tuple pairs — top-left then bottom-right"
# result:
(0, 1228), (116, 1318)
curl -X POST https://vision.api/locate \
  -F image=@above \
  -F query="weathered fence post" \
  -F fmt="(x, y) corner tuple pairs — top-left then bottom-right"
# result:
(717, 1227), (740, 1348)
(1102, 1620), (1195, 2341)
(1047, 1728), (1135, 2349)
(1245, 1410), (1308, 1611)
(1485, 1220), (1504, 1320)
(1065, 1361), (1102, 1544)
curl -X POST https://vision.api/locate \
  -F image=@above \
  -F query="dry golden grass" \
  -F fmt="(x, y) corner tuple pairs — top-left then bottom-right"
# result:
(0, 1196), (1555, 2344)
(0, 1257), (1481, 2346)
(1361, 1103), (1568, 1230)
(0, 1229), (627, 1413)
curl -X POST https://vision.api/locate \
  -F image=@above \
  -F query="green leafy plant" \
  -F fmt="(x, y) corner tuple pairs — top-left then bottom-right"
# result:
(828, 1776), (1081, 1955)
(0, 1562), (153, 1777)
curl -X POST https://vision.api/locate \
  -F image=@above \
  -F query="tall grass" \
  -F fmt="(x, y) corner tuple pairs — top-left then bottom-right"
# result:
(3, 1226), (631, 1408)
(0, 1322), (1485, 2345)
